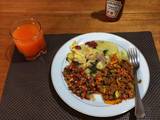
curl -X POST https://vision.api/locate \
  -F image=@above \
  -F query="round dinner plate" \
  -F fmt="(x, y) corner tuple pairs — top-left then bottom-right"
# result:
(51, 32), (150, 117)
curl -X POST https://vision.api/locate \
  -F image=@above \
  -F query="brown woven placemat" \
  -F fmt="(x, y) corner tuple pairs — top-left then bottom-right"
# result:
(0, 32), (160, 120)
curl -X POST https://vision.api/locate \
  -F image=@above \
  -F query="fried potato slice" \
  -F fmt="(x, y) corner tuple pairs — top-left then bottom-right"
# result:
(104, 99), (122, 104)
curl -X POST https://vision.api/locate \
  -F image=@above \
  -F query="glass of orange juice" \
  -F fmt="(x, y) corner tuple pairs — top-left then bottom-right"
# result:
(10, 18), (47, 60)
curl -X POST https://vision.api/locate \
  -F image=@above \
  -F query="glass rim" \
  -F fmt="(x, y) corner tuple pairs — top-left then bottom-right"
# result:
(10, 17), (42, 42)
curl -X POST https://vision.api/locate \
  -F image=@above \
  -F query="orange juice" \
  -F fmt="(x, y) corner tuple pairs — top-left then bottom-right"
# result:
(12, 19), (46, 60)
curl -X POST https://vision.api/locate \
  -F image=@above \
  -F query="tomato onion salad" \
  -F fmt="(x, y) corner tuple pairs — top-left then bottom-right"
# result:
(63, 41), (135, 104)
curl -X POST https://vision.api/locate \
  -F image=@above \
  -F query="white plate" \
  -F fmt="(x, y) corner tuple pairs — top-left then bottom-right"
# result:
(51, 32), (150, 117)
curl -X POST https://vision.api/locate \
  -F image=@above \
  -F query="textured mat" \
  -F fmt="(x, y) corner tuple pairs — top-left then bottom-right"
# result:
(0, 32), (160, 120)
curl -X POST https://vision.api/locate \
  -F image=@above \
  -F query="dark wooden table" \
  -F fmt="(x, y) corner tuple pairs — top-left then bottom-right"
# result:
(0, 0), (160, 99)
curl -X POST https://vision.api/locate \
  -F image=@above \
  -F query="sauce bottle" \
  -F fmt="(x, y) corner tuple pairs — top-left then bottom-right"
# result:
(105, 0), (125, 22)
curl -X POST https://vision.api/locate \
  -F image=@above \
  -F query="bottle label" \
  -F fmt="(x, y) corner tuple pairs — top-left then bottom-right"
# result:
(106, 0), (122, 18)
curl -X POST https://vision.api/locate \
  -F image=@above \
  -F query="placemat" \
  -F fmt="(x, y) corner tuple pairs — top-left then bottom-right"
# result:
(0, 32), (160, 120)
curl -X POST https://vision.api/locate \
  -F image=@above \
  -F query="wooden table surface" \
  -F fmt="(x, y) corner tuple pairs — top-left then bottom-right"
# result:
(0, 0), (160, 99)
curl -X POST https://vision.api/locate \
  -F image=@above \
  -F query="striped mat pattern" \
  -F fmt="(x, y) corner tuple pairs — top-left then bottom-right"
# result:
(0, 32), (160, 120)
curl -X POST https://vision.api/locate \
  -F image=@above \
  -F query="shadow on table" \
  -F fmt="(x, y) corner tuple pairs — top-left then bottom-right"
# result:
(48, 77), (136, 120)
(91, 10), (107, 22)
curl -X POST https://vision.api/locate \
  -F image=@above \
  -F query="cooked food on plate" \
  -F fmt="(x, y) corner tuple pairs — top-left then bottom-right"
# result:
(63, 40), (135, 104)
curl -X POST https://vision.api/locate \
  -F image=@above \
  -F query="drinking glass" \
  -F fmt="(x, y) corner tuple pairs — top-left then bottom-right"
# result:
(10, 18), (47, 60)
